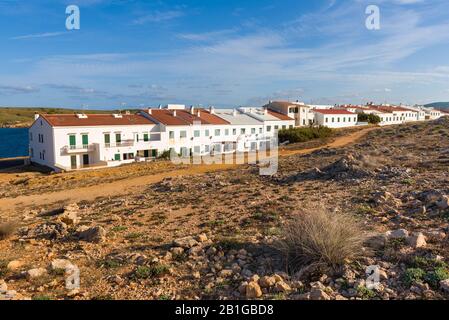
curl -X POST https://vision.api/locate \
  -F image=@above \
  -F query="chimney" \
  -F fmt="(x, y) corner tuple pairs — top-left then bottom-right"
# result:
(190, 105), (195, 115)
(173, 110), (177, 117)
(158, 104), (162, 109)
(34, 113), (39, 121)
(232, 109), (237, 117)
(264, 107), (268, 115)
(197, 110), (201, 117)
(209, 106), (215, 114)
(148, 108), (152, 115)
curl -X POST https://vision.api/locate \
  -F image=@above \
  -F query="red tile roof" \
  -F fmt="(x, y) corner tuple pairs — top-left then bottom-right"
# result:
(267, 109), (294, 121)
(313, 109), (355, 115)
(144, 109), (230, 126)
(39, 114), (155, 127)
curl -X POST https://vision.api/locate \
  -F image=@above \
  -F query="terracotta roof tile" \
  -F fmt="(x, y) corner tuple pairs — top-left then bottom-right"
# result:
(40, 113), (155, 127)
(313, 109), (355, 115)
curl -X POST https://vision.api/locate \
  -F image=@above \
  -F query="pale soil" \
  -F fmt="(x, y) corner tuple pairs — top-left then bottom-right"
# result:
(0, 127), (378, 216)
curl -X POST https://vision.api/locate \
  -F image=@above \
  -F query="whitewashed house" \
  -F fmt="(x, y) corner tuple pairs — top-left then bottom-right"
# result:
(263, 101), (315, 127)
(29, 113), (160, 171)
(238, 107), (295, 133)
(313, 109), (358, 128)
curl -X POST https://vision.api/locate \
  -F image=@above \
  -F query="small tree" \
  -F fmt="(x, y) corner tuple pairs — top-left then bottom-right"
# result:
(358, 113), (381, 124)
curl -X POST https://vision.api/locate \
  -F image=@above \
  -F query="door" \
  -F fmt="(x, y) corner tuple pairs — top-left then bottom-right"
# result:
(151, 149), (157, 158)
(70, 155), (77, 169)
(144, 150), (149, 158)
(82, 154), (89, 166)
(82, 134), (89, 148)
(114, 154), (121, 161)
(69, 135), (76, 149)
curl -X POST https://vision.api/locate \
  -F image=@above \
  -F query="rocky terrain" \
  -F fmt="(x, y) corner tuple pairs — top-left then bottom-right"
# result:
(1, 118), (449, 300)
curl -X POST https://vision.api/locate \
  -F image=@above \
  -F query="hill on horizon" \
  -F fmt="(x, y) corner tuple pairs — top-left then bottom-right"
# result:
(425, 102), (449, 110)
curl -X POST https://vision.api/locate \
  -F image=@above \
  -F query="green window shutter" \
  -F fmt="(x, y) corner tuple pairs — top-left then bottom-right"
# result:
(69, 135), (76, 146)
(152, 150), (157, 157)
(104, 134), (110, 144)
(115, 154), (121, 161)
(144, 133), (149, 142)
(116, 134), (121, 143)
(82, 135), (89, 145)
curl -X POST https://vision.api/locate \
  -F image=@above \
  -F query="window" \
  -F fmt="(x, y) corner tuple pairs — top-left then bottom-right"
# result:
(205, 129), (210, 137)
(274, 125), (279, 130)
(332, 118), (335, 122)
(251, 128), (256, 134)
(169, 131), (175, 139)
(259, 128), (263, 133)
(69, 135), (76, 149)
(337, 117), (340, 122)
(115, 133), (121, 143)
(232, 128), (237, 135)
(325, 118), (328, 123)
(215, 129), (220, 136)
(180, 147), (189, 156)
(241, 128), (246, 134)
(194, 130), (200, 138)
(30, 148), (34, 157)
(204, 145), (210, 153)
(343, 117), (346, 122)
(180, 131), (187, 138)
(225, 129), (229, 136)
(114, 154), (121, 161)
(289, 125), (293, 129)
(266, 126), (272, 132)
(104, 134), (110, 146)
(42, 150), (45, 160)
(29, 132), (33, 141)
(282, 125), (286, 130)
(143, 133), (149, 142)
(194, 146), (201, 154)
(82, 134), (89, 148)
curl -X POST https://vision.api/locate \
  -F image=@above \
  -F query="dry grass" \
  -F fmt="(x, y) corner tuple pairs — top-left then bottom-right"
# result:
(0, 221), (17, 240)
(277, 208), (364, 273)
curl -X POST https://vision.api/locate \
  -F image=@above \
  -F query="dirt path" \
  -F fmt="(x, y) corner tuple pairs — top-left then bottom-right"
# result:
(0, 127), (378, 214)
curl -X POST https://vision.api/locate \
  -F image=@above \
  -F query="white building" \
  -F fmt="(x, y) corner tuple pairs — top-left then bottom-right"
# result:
(263, 101), (315, 127)
(313, 109), (358, 128)
(238, 107), (295, 133)
(29, 113), (160, 171)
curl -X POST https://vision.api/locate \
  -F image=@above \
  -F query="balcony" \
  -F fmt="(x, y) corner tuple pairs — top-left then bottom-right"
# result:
(61, 144), (96, 155)
(104, 140), (135, 148)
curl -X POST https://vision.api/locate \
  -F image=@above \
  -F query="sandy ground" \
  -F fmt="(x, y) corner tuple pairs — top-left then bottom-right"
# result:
(0, 127), (378, 214)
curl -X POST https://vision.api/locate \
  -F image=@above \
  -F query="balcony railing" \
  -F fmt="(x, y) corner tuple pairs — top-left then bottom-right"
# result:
(61, 144), (96, 154)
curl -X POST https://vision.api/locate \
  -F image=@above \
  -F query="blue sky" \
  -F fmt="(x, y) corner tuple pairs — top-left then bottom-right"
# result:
(1, 0), (449, 109)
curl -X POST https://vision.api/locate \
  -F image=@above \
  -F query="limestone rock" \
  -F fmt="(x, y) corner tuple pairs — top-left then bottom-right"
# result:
(440, 279), (449, 293)
(310, 288), (330, 300)
(246, 281), (263, 299)
(26, 268), (47, 280)
(406, 233), (427, 249)
(78, 226), (106, 243)
(259, 276), (276, 288)
(173, 236), (198, 249)
(7, 260), (23, 271)
(274, 281), (292, 293)
(436, 196), (449, 210)
(50, 259), (74, 271)
(386, 229), (409, 240)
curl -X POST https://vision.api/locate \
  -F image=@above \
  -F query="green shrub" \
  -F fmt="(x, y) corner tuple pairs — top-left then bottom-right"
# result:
(358, 113), (381, 124)
(403, 268), (425, 286)
(425, 267), (449, 288)
(278, 126), (334, 144)
(133, 264), (170, 279)
(357, 286), (376, 299)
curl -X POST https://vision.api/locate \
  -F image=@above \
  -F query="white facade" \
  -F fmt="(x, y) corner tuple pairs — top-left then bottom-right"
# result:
(313, 111), (358, 128)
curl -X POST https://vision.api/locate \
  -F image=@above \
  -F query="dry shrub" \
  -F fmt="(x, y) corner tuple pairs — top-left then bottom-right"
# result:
(0, 222), (17, 240)
(278, 208), (364, 273)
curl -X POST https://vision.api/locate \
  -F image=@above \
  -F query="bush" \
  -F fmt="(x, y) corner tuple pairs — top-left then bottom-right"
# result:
(0, 222), (16, 240)
(403, 268), (425, 286)
(425, 267), (449, 288)
(158, 150), (171, 160)
(278, 126), (334, 144)
(277, 208), (364, 272)
(133, 264), (170, 279)
(357, 113), (381, 124)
